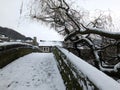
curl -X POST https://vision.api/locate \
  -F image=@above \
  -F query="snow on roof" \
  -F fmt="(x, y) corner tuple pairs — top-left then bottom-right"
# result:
(39, 41), (62, 46)
(57, 47), (120, 90)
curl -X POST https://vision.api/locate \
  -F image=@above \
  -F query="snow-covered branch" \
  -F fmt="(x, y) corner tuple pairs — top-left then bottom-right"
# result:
(29, 0), (120, 71)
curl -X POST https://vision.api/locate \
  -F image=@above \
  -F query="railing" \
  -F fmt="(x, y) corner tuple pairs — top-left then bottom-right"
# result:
(0, 42), (40, 68)
(0, 42), (33, 52)
(53, 46), (120, 90)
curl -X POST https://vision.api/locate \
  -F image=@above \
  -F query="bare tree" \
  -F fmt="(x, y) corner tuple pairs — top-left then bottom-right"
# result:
(29, 0), (120, 72)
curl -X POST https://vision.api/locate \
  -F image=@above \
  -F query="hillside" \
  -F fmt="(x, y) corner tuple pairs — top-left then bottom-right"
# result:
(0, 26), (26, 40)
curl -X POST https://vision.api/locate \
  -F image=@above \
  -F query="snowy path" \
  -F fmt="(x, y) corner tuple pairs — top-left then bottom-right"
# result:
(0, 53), (65, 90)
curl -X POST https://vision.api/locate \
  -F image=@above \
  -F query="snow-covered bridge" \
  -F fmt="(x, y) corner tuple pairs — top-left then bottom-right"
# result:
(0, 45), (120, 90)
(0, 53), (65, 90)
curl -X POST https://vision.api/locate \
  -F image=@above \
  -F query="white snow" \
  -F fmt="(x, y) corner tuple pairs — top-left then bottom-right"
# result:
(114, 62), (120, 72)
(39, 41), (62, 46)
(0, 42), (32, 46)
(57, 47), (120, 90)
(0, 53), (65, 90)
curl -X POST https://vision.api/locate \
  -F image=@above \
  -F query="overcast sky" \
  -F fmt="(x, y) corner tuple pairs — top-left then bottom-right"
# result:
(0, 0), (63, 41)
(0, 0), (120, 42)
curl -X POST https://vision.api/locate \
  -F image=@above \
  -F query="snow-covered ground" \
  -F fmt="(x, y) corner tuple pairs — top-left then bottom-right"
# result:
(0, 53), (65, 90)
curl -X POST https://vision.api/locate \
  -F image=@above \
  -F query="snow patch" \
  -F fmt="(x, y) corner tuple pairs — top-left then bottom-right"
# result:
(0, 42), (32, 46)
(57, 47), (120, 90)
(0, 53), (65, 90)
(114, 62), (120, 72)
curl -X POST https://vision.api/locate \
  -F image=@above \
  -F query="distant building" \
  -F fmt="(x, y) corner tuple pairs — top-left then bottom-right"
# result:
(33, 37), (39, 46)
(24, 37), (33, 44)
(39, 40), (63, 53)
(0, 34), (9, 42)
(24, 37), (39, 46)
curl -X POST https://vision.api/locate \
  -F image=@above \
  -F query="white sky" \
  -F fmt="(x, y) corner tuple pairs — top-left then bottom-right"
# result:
(0, 0), (120, 42)
(78, 0), (120, 11)
(0, 0), (63, 42)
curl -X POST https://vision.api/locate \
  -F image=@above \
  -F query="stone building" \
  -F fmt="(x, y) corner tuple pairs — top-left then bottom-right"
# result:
(39, 40), (62, 53)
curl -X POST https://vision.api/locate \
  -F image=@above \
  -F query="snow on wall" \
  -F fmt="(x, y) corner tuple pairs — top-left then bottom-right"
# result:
(57, 47), (120, 90)
(0, 42), (32, 46)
